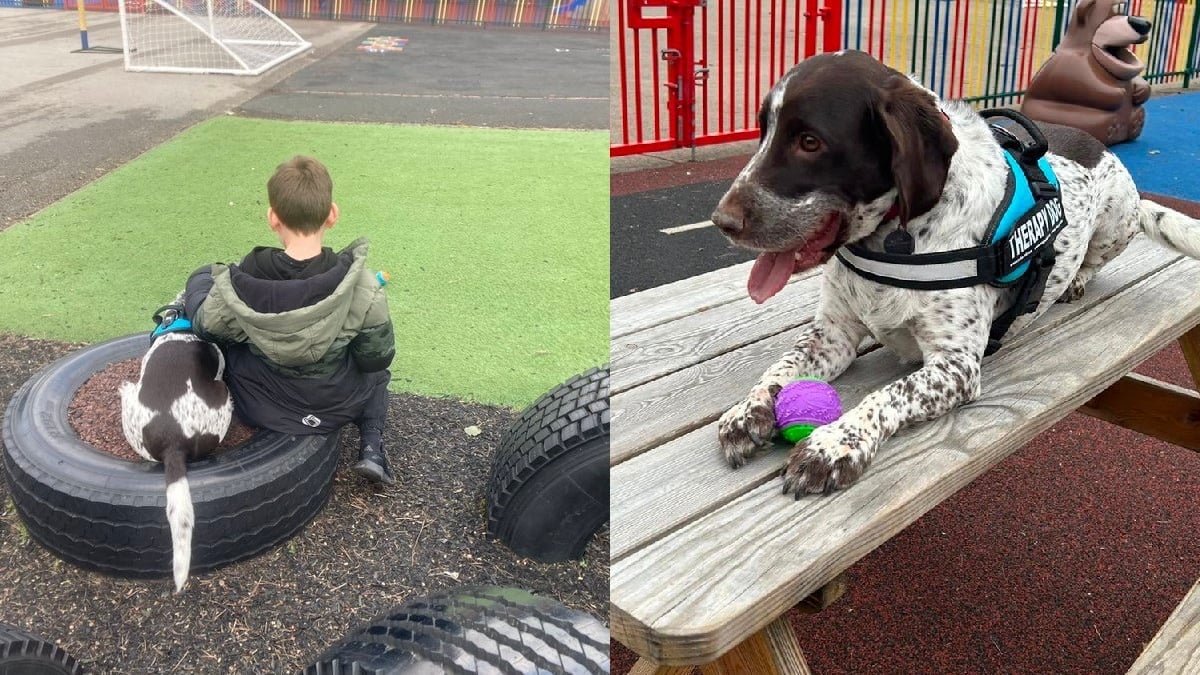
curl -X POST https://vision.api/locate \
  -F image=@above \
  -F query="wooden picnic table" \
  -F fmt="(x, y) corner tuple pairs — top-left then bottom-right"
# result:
(610, 233), (1200, 672)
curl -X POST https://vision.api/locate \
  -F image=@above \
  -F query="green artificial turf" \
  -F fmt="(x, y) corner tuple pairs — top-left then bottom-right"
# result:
(0, 118), (608, 409)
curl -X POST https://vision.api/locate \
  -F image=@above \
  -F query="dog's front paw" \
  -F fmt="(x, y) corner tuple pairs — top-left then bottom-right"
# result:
(781, 423), (874, 496)
(1057, 278), (1087, 304)
(717, 387), (777, 468)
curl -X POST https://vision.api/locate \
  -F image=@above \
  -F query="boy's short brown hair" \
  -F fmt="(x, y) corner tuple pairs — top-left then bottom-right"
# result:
(267, 155), (333, 234)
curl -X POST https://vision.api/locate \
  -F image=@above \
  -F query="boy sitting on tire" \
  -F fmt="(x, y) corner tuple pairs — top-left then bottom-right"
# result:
(181, 155), (397, 485)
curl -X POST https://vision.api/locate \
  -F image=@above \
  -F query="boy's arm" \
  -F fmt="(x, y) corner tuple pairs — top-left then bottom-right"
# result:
(183, 264), (215, 320)
(350, 319), (395, 372)
(183, 264), (242, 344)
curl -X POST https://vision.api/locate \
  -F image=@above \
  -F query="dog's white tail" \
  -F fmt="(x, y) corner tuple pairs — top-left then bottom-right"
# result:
(1138, 199), (1200, 259)
(162, 447), (193, 593)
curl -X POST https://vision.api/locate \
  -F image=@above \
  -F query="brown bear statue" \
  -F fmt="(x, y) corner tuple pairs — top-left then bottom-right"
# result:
(1020, 0), (1151, 145)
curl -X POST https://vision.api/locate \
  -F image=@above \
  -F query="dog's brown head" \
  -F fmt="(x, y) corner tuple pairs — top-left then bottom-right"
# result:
(711, 50), (958, 303)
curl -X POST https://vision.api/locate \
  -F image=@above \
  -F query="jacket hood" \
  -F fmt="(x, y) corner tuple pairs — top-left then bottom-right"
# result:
(207, 238), (381, 367)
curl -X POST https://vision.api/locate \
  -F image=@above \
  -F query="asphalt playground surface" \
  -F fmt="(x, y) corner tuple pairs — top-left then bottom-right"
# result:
(239, 23), (608, 128)
(609, 94), (1200, 673)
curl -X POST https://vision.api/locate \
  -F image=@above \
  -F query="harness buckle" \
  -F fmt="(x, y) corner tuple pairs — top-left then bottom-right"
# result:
(1029, 180), (1058, 200)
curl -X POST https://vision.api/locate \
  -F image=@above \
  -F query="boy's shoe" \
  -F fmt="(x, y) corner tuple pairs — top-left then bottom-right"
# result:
(353, 445), (396, 485)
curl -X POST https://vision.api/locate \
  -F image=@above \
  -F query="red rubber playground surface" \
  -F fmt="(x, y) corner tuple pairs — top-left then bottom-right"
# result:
(609, 104), (1200, 672)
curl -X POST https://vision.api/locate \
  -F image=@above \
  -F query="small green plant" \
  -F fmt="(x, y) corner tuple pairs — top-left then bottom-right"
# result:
(3, 498), (29, 545)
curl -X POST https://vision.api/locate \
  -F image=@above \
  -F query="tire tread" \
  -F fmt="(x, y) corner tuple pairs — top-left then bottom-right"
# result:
(485, 367), (609, 560)
(0, 622), (84, 674)
(304, 586), (609, 675)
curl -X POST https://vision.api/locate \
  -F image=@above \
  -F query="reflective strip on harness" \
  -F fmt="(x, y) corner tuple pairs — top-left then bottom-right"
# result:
(835, 147), (1065, 292)
(835, 247), (985, 287)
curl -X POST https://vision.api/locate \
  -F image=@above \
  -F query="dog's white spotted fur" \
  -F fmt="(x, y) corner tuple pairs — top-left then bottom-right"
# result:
(119, 380), (158, 462)
(716, 54), (1200, 495)
(170, 379), (232, 442)
(119, 326), (231, 591)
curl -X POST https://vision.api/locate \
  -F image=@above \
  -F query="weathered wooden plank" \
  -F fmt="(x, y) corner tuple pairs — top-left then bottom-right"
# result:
(610, 256), (1200, 666)
(611, 261), (753, 339)
(1126, 579), (1200, 674)
(610, 237), (1174, 467)
(696, 616), (812, 675)
(612, 274), (821, 394)
(611, 262), (820, 339)
(611, 325), (810, 465)
(1078, 373), (1200, 450)
(610, 351), (914, 558)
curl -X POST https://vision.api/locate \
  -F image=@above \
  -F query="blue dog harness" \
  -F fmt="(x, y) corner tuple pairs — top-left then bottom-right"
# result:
(150, 305), (193, 341)
(835, 109), (1068, 356)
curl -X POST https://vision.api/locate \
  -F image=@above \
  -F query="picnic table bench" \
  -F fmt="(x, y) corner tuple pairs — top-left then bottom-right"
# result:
(610, 232), (1200, 673)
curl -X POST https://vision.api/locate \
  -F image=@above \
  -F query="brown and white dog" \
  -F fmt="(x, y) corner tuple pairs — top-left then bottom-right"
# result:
(120, 319), (232, 592)
(712, 50), (1200, 496)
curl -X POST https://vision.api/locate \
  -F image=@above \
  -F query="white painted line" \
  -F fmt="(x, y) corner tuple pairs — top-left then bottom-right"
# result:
(660, 220), (713, 235)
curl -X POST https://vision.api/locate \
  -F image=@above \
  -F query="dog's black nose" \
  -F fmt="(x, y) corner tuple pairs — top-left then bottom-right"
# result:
(1128, 15), (1151, 35)
(711, 210), (742, 236)
(712, 196), (746, 236)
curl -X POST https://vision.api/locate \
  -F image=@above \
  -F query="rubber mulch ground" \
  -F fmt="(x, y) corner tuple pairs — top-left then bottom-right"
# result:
(610, 191), (1200, 673)
(0, 334), (607, 674)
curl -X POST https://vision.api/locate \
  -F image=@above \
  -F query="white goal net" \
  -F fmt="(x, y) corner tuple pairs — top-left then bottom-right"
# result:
(117, 0), (311, 75)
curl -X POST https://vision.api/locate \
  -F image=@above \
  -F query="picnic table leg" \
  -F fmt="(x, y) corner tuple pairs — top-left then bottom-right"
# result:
(1077, 325), (1200, 450)
(1178, 324), (1200, 388)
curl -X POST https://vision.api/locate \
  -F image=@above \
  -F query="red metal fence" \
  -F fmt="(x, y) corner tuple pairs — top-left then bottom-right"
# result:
(613, 0), (842, 156)
(614, 0), (1200, 156)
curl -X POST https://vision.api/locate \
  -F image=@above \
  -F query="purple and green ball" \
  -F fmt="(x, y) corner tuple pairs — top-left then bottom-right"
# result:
(774, 378), (842, 443)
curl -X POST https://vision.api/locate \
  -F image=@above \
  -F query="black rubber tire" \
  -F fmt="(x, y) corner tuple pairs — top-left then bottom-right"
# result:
(2, 334), (341, 580)
(0, 623), (84, 675)
(303, 585), (609, 674)
(486, 366), (609, 563)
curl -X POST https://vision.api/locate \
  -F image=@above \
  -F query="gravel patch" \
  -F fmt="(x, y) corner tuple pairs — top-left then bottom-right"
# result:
(0, 333), (609, 674)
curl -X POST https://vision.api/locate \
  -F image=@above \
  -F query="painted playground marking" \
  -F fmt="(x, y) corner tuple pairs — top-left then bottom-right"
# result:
(357, 37), (408, 54)
(660, 220), (713, 235)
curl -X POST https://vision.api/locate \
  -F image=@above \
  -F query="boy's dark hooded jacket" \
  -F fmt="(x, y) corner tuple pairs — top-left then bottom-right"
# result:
(184, 237), (394, 434)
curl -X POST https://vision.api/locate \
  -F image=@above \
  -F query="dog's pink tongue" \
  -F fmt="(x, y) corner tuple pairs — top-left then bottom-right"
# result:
(748, 251), (795, 304)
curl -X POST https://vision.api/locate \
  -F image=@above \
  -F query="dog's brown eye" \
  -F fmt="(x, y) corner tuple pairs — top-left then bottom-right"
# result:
(796, 133), (822, 153)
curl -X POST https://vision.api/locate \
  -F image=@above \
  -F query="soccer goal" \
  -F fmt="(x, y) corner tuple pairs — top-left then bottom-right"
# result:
(116, 0), (311, 75)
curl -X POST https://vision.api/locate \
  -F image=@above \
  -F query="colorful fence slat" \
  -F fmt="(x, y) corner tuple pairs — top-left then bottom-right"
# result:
(261, 0), (608, 29)
(838, 0), (1197, 104)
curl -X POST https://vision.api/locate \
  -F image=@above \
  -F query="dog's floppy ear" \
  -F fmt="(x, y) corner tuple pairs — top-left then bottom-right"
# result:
(877, 76), (958, 225)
